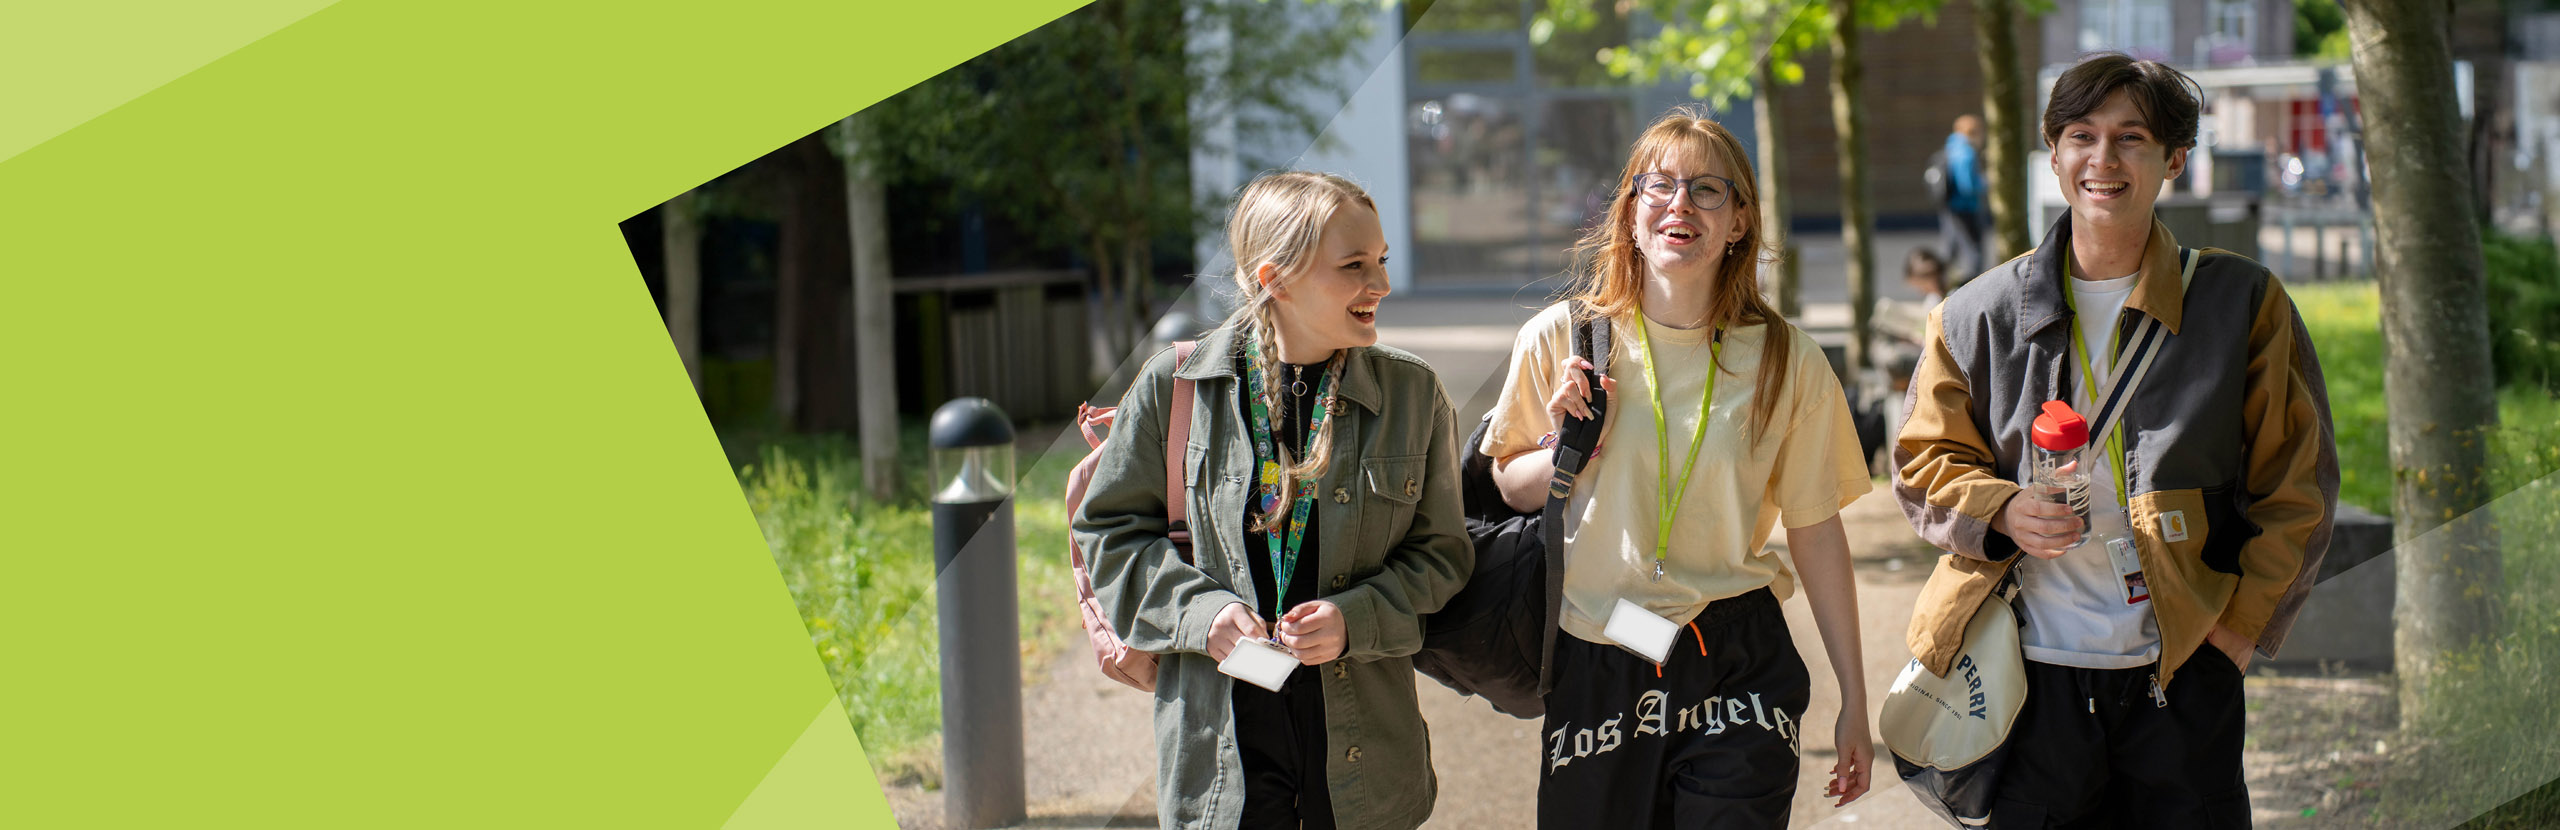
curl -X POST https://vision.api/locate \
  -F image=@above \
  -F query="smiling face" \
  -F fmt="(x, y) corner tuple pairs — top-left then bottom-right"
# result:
(1262, 200), (1390, 359)
(2049, 88), (2189, 236)
(1627, 150), (1747, 287)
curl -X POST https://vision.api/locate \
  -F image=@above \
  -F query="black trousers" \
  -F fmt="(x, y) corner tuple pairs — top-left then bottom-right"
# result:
(1234, 663), (1335, 830)
(1989, 649), (2250, 828)
(1537, 588), (1810, 829)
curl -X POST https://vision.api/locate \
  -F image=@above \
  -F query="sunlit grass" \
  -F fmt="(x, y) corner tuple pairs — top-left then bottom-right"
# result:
(2289, 280), (2560, 826)
(735, 426), (1081, 781)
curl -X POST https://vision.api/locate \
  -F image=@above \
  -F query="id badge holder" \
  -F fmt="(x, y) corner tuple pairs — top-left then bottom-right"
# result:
(1602, 598), (1681, 665)
(2104, 534), (2150, 606)
(1218, 638), (1300, 692)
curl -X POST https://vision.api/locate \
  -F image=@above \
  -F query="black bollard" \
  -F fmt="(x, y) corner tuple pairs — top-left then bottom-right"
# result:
(929, 397), (1024, 829)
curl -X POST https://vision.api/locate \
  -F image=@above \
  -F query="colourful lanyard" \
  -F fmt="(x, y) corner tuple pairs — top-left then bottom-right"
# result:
(1631, 313), (1720, 582)
(2062, 251), (2133, 508)
(1242, 340), (1339, 609)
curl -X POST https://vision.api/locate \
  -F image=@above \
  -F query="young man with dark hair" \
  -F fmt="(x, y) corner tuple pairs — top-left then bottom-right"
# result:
(1891, 53), (2338, 826)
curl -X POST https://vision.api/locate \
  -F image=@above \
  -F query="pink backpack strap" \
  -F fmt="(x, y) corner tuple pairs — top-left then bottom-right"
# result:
(1164, 341), (1198, 553)
(1077, 403), (1113, 449)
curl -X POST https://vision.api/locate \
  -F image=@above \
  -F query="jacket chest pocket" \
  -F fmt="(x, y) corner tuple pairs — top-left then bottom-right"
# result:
(1351, 454), (1427, 570)
(2131, 489), (2232, 608)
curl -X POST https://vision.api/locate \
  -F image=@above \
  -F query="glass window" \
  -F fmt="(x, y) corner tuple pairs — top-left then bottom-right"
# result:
(2078, 0), (2171, 60)
(1407, 95), (1541, 287)
(1417, 47), (1518, 85)
(1406, 0), (1520, 33)
(1533, 97), (1635, 275)
(2203, 0), (2253, 65)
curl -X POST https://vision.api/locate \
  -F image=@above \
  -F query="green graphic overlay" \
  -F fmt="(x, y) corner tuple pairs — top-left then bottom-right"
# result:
(1, 1), (1081, 827)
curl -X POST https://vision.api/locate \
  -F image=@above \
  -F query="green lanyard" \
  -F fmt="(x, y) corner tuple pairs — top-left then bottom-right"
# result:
(2061, 251), (2132, 508)
(1242, 340), (1339, 610)
(1631, 313), (1720, 582)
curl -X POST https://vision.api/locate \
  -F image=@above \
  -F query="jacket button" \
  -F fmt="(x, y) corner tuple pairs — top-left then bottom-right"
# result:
(1332, 574), (1348, 589)
(1334, 488), (1349, 503)
(1346, 746), (1362, 763)
(1404, 478), (1418, 498)
(1333, 661), (1348, 679)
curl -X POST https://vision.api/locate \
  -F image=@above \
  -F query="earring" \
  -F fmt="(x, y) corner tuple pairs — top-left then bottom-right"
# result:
(1726, 241), (1736, 257)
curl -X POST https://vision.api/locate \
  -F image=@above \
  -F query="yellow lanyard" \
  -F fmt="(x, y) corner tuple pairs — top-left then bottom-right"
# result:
(1632, 313), (1720, 581)
(2062, 252), (2132, 508)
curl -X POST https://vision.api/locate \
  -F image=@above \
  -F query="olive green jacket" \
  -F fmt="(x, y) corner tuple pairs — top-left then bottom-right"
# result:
(1072, 323), (1473, 830)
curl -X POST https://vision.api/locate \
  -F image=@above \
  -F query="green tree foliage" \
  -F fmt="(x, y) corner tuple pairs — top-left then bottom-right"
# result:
(2295, 0), (2351, 60)
(1533, 0), (1942, 107)
(2482, 230), (2560, 395)
(863, 0), (1372, 357)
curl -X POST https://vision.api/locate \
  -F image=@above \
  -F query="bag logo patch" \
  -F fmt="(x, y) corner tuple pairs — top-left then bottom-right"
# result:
(2160, 510), (2189, 543)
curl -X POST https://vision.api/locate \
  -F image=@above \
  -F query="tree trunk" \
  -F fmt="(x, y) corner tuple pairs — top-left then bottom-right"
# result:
(843, 113), (901, 503)
(775, 132), (857, 434)
(1755, 59), (1802, 318)
(2342, 0), (2504, 730)
(663, 189), (704, 395)
(1829, 0), (1875, 374)
(1091, 239), (1128, 361)
(1121, 237), (1150, 355)
(1973, 0), (2032, 262)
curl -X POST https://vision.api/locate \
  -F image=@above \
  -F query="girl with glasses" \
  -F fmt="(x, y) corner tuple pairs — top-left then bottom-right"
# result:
(1076, 171), (1474, 830)
(1480, 107), (1876, 827)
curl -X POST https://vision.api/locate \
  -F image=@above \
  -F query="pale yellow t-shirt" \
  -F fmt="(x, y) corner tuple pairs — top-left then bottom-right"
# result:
(1481, 302), (1872, 645)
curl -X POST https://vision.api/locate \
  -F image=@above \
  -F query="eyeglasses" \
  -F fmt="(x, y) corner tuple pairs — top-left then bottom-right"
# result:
(1631, 172), (1735, 210)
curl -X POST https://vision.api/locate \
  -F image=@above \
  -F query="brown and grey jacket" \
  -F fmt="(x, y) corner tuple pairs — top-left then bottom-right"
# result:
(1893, 215), (2338, 688)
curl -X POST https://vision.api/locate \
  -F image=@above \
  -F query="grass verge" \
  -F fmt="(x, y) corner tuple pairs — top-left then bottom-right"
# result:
(733, 425), (1085, 787)
(2283, 281), (2560, 826)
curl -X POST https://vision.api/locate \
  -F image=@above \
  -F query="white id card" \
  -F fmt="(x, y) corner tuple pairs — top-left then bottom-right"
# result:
(1602, 598), (1681, 665)
(1218, 638), (1300, 692)
(2105, 535), (2150, 606)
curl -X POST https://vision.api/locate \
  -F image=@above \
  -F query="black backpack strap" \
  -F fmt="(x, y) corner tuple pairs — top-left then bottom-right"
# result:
(1537, 302), (1609, 696)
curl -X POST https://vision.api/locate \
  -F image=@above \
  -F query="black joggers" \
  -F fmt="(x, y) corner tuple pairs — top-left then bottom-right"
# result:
(1233, 663), (1335, 830)
(1536, 587), (1811, 829)
(1989, 649), (2251, 828)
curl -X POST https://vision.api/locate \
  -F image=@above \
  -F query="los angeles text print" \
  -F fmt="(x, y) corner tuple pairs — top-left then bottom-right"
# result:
(1546, 685), (1802, 774)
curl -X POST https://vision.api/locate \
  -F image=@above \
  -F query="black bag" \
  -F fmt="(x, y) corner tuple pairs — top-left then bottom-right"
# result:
(1412, 305), (1609, 719)
(1923, 148), (1953, 207)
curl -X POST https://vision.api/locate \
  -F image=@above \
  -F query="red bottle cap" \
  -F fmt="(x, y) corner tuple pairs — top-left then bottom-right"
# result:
(2030, 400), (2089, 451)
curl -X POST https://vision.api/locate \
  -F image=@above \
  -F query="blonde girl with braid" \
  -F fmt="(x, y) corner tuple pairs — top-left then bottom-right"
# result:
(1481, 108), (1876, 827)
(1075, 171), (1474, 830)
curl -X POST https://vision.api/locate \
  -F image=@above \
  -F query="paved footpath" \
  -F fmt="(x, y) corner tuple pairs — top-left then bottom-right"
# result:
(888, 490), (1951, 829)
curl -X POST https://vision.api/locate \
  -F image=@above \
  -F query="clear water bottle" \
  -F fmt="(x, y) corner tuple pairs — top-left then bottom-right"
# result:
(2027, 400), (2092, 547)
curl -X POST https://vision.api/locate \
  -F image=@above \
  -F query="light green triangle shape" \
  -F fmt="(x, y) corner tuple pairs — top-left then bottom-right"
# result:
(0, 0), (340, 164)
(723, 695), (896, 829)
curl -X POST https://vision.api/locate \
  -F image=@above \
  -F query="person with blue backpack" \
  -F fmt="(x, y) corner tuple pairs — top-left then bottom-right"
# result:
(1074, 170), (1472, 830)
(1480, 107), (1877, 828)
(1935, 114), (1990, 280)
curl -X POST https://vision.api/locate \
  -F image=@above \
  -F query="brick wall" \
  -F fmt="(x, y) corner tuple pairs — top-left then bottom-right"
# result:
(1768, 0), (2043, 226)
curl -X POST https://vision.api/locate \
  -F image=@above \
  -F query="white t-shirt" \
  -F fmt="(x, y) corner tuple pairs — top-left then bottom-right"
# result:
(2017, 272), (2164, 669)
